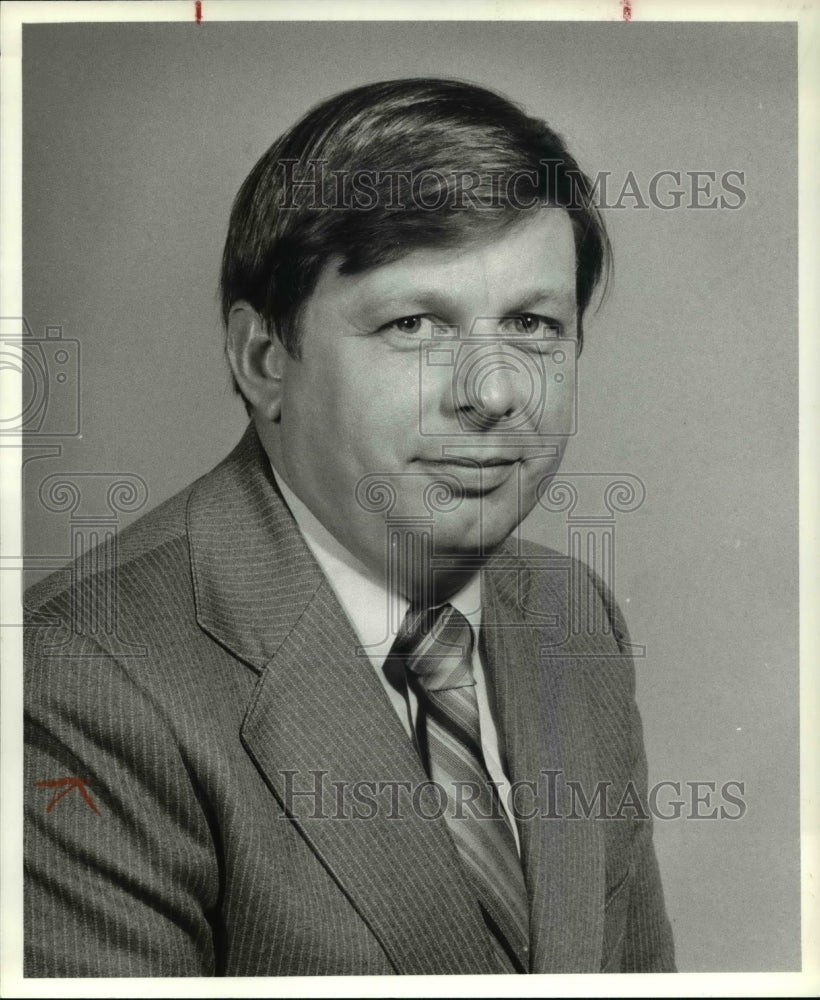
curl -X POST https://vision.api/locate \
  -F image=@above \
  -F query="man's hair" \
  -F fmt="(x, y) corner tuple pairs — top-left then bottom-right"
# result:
(220, 77), (610, 378)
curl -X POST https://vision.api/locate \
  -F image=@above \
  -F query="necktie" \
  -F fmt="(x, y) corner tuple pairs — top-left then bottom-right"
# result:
(391, 603), (530, 974)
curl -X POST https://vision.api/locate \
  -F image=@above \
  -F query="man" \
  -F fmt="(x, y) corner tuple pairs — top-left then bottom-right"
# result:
(24, 78), (675, 975)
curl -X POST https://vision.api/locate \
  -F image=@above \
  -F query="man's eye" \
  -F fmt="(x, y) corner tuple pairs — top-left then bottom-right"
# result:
(504, 314), (561, 337)
(379, 315), (427, 335)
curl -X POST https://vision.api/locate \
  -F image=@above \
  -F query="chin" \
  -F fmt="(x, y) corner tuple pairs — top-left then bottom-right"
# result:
(432, 514), (519, 558)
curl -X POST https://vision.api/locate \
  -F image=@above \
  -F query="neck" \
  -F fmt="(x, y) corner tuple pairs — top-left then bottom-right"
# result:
(400, 562), (485, 608)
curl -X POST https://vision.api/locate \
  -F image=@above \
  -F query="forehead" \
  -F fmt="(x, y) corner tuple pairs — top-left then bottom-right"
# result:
(309, 208), (578, 317)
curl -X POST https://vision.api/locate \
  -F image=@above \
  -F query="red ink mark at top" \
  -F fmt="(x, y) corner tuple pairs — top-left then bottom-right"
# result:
(622, 0), (632, 21)
(35, 777), (100, 815)
(195, 0), (202, 23)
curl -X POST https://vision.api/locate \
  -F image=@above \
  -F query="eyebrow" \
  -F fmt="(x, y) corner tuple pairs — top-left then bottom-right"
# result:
(359, 286), (576, 317)
(512, 289), (576, 313)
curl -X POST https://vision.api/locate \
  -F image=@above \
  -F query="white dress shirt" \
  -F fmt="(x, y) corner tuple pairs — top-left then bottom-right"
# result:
(270, 465), (521, 850)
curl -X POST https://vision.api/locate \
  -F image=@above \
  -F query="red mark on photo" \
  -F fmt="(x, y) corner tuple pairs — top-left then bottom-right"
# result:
(195, 0), (202, 23)
(35, 777), (100, 815)
(622, 0), (632, 21)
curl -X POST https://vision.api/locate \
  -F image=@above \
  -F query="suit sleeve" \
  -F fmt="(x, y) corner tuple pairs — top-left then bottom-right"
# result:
(24, 621), (220, 976)
(590, 567), (677, 973)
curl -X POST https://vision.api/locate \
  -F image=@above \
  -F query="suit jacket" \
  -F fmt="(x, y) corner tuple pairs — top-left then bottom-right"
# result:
(24, 423), (675, 976)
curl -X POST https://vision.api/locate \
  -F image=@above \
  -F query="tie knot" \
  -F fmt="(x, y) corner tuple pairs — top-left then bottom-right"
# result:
(393, 603), (475, 692)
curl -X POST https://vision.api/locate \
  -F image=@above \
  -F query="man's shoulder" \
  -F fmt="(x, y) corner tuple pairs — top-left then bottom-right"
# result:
(25, 477), (195, 618)
(24, 426), (269, 617)
(24, 429), (256, 628)
(22, 428), (278, 741)
(492, 534), (633, 656)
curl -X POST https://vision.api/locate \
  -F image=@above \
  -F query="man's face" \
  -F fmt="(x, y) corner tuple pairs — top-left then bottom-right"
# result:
(266, 208), (578, 595)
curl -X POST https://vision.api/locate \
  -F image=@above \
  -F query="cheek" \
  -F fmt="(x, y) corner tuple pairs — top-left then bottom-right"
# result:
(283, 355), (349, 431)
(351, 362), (422, 436)
(284, 339), (425, 456)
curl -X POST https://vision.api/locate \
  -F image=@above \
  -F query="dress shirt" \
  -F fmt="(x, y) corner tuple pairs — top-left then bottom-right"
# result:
(270, 465), (521, 851)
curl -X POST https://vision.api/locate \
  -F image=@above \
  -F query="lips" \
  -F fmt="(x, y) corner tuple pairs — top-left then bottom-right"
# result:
(415, 456), (519, 494)
(419, 456), (518, 468)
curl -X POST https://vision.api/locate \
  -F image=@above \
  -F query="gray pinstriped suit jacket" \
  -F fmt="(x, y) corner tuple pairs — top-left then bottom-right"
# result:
(24, 424), (675, 976)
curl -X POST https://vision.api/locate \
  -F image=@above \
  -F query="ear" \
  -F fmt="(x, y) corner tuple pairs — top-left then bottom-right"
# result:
(225, 302), (288, 422)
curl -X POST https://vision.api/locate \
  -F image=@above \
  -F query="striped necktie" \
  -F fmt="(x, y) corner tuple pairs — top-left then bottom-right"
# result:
(391, 603), (530, 974)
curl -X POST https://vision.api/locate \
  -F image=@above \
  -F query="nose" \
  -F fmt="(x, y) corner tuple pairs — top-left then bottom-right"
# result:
(453, 343), (538, 429)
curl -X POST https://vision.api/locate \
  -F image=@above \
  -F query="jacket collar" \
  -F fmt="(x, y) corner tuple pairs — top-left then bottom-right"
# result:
(187, 422), (328, 673)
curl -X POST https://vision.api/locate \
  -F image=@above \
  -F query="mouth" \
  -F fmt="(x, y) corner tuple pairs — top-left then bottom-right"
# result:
(420, 454), (519, 467)
(414, 456), (519, 494)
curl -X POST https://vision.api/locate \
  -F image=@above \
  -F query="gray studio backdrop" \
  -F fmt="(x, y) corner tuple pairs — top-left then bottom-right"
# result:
(21, 21), (798, 972)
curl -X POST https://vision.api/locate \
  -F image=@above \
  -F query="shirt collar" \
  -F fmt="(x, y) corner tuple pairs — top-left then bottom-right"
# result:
(269, 463), (482, 667)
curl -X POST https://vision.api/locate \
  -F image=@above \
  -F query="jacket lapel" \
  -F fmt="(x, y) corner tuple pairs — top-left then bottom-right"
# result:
(187, 425), (496, 974)
(482, 558), (606, 972)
